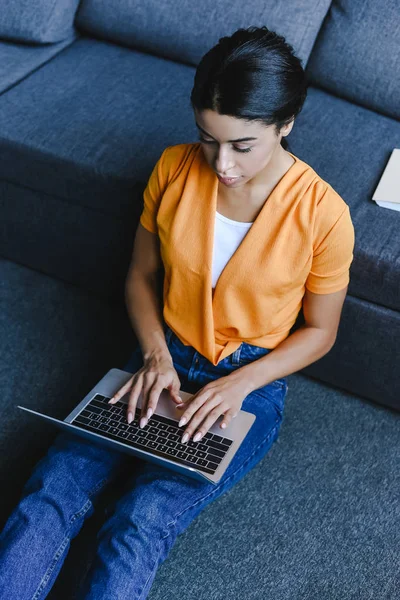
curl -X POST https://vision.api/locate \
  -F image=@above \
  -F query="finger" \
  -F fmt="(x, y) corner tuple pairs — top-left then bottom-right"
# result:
(126, 376), (144, 424)
(219, 409), (237, 431)
(177, 390), (210, 427)
(167, 382), (183, 404)
(180, 397), (222, 442)
(190, 405), (226, 442)
(108, 376), (136, 404)
(140, 381), (165, 427)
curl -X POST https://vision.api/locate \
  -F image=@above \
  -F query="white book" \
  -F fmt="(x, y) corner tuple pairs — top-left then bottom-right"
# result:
(372, 148), (400, 211)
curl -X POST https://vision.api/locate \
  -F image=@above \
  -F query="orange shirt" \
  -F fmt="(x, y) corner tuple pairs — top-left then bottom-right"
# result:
(140, 142), (355, 366)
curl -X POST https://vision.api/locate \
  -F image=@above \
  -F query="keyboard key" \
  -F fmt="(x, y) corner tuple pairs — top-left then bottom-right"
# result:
(86, 405), (102, 414)
(222, 438), (233, 446)
(75, 415), (91, 425)
(206, 453), (223, 464)
(207, 439), (230, 452)
(195, 451), (207, 458)
(207, 461), (219, 471)
(207, 447), (225, 459)
(87, 413), (100, 421)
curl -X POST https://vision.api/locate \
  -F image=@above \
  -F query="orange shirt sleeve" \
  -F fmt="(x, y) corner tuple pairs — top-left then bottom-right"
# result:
(306, 190), (355, 295)
(139, 147), (170, 234)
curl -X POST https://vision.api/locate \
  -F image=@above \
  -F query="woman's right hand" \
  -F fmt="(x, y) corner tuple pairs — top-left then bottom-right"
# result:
(108, 351), (183, 428)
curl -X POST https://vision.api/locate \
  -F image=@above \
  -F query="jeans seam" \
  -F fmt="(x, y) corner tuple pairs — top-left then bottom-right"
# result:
(31, 535), (70, 600)
(69, 498), (93, 526)
(137, 541), (161, 600)
(162, 420), (280, 534)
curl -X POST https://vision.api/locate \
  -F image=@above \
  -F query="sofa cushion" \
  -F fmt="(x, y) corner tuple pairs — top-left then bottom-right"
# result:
(288, 86), (400, 313)
(0, 0), (81, 44)
(75, 0), (332, 67)
(0, 37), (199, 215)
(0, 36), (77, 94)
(305, 0), (400, 121)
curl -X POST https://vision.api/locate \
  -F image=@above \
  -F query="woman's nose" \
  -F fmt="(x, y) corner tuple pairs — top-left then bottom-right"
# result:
(214, 148), (235, 175)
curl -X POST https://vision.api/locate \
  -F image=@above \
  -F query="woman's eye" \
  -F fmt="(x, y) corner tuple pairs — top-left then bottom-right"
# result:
(197, 136), (252, 153)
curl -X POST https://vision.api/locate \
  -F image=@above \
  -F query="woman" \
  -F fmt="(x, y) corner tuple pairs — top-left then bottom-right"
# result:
(0, 26), (354, 599)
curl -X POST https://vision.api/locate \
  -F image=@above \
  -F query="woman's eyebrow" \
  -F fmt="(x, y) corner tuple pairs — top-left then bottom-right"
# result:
(195, 122), (258, 143)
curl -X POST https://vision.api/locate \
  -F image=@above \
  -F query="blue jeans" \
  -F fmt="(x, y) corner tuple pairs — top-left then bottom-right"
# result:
(0, 325), (288, 599)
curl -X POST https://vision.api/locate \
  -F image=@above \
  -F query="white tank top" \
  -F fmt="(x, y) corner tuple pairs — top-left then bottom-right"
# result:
(212, 211), (254, 289)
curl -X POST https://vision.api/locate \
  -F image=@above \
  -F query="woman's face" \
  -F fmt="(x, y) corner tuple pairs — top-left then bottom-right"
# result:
(194, 108), (293, 189)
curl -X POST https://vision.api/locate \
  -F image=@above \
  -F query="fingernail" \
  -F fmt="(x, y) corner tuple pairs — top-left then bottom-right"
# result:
(193, 432), (202, 442)
(182, 433), (189, 443)
(178, 417), (187, 427)
(108, 397), (115, 404)
(127, 412), (133, 424)
(146, 408), (153, 419)
(221, 423), (227, 429)
(140, 418), (147, 428)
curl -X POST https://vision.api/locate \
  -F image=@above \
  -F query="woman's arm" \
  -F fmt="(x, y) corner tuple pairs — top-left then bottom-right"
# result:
(124, 223), (171, 363)
(234, 286), (348, 394)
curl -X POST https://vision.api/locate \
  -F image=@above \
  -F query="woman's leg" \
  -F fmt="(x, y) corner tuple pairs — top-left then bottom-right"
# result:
(77, 329), (287, 600)
(0, 348), (146, 600)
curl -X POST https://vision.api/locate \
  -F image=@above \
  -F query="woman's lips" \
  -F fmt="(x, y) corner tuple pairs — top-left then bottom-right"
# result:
(217, 174), (241, 185)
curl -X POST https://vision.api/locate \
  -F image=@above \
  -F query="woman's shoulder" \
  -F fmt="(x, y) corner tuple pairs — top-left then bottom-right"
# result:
(161, 142), (201, 169)
(290, 151), (350, 215)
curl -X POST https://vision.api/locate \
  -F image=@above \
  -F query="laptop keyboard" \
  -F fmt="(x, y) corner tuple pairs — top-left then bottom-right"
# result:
(71, 394), (233, 475)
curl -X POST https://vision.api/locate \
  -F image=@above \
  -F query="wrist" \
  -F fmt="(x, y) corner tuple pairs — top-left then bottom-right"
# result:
(229, 366), (258, 396)
(143, 347), (173, 365)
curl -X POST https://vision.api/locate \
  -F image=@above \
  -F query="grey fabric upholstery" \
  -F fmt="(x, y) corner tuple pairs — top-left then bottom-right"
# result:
(0, 35), (77, 94)
(306, 0), (400, 120)
(0, 0), (81, 44)
(75, 0), (332, 66)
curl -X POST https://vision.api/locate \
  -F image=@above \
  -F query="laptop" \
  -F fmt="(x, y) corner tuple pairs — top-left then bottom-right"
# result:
(17, 367), (256, 484)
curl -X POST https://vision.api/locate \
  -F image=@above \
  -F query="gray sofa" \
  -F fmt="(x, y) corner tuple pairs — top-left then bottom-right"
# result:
(1, 1), (399, 598)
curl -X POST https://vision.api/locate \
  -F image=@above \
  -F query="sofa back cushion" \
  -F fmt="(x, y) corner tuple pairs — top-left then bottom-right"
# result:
(0, 0), (81, 44)
(75, 0), (332, 67)
(306, 0), (400, 121)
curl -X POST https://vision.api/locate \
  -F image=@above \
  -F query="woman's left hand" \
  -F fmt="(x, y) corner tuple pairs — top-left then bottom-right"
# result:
(176, 371), (252, 443)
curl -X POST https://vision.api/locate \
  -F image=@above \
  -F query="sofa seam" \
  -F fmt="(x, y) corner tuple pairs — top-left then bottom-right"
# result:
(0, 173), (145, 222)
(0, 33), (82, 99)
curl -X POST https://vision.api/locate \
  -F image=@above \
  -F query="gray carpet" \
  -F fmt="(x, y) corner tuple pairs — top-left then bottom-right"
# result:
(1, 257), (399, 599)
